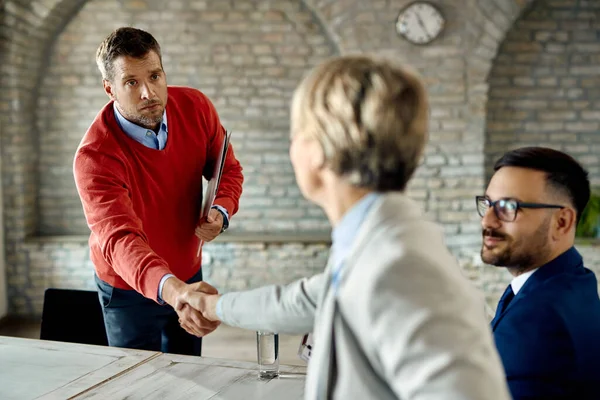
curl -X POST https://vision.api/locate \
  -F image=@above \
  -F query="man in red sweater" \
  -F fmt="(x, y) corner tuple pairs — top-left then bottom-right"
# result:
(73, 27), (244, 355)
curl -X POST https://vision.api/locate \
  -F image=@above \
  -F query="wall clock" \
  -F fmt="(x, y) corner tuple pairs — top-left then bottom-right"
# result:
(396, 2), (445, 45)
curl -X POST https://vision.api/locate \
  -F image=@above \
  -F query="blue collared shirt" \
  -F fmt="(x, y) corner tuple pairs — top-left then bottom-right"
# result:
(113, 104), (229, 304)
(215, 192), (380, 320)
(329, 192), (380, 289)
(113, 103), (168, 150)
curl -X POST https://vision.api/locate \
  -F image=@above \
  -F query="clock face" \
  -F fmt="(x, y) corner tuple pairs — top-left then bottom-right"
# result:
(396, 2), (445, 45)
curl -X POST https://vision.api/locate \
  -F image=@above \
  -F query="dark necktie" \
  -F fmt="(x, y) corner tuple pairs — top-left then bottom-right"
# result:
(491, 285), (515, 326)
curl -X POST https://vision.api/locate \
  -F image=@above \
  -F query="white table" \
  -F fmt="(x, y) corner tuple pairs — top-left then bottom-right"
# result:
(0, 336), (159, 400)
(0, 336), (306, 400)
(73, 353), (307, 399)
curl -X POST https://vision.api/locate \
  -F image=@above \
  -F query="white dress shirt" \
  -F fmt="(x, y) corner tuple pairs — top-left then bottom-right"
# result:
(510, 269), (537, 295)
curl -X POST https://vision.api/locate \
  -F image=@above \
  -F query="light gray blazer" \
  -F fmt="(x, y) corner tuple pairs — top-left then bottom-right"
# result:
(219, 193), (511, 400)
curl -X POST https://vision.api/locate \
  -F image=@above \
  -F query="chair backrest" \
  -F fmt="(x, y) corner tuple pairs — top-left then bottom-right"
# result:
(40, 288), (108, 346)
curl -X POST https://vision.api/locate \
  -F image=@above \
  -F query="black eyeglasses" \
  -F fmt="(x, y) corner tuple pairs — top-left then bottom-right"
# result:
(475, 196), (565, 222)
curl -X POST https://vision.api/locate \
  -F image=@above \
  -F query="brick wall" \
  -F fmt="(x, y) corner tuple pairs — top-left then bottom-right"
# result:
(36, 0), (337, 235)
(2, 0), (599, 317)
(1, 0), (91, 316)
(486, 0), (600, 184)
(15, 238), (331, 314)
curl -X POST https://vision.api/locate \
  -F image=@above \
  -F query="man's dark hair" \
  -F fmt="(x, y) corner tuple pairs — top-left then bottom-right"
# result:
(96, 27), (162, 81)
(494, 146), (590, 224)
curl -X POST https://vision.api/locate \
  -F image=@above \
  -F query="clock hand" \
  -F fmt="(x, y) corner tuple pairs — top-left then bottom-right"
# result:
(415, 14), (432, 40)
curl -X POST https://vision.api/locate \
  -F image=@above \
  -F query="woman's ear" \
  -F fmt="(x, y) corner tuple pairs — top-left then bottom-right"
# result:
(309, 139), (325, 170)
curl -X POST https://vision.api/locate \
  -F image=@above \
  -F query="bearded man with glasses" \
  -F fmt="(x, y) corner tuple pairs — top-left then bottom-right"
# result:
(478, 146), (600, 400)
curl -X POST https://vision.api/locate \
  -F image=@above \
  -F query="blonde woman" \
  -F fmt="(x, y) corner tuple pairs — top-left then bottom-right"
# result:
(177, 56), (510, 400)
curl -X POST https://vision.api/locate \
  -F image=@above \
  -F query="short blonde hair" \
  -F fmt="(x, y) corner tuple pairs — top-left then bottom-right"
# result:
(291, 56), (429, 191)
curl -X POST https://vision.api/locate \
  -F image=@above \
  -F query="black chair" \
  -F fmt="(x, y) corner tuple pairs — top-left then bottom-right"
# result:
(40, 288), (108, 346)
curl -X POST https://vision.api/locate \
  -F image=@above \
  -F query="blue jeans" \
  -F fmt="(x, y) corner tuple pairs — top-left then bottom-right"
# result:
(94, 268), (203, 356)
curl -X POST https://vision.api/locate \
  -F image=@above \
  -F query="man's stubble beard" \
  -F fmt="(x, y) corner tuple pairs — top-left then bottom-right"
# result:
(135, 111), (163, 129)
(114, 95), (164, 129)
(481, 216), (552, 274)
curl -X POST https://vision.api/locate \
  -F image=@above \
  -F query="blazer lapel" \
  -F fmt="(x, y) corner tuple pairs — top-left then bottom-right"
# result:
(305, 258), (336, 399)
(492, 248), (583, 331)
(307, 194), (425, 398)
(491, 290), (523, 331)
(306, 215), (381, 399)
(305, 285), (336, 400)
(316, 290), (338, 399)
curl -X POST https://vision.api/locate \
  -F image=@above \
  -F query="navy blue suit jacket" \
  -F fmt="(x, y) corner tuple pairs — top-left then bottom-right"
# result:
(492, 247), (600, 399)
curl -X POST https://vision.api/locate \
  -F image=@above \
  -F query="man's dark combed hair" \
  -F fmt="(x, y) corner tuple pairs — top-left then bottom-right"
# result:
(96, 27), (162, 81)
(494, 146), (591, 224)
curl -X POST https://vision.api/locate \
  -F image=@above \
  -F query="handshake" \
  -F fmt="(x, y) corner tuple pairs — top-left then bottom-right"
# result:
(162, 279), (222, 337)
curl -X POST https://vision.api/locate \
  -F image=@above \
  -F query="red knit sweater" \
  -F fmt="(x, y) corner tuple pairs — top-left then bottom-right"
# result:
(74, 86), (243, 301)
